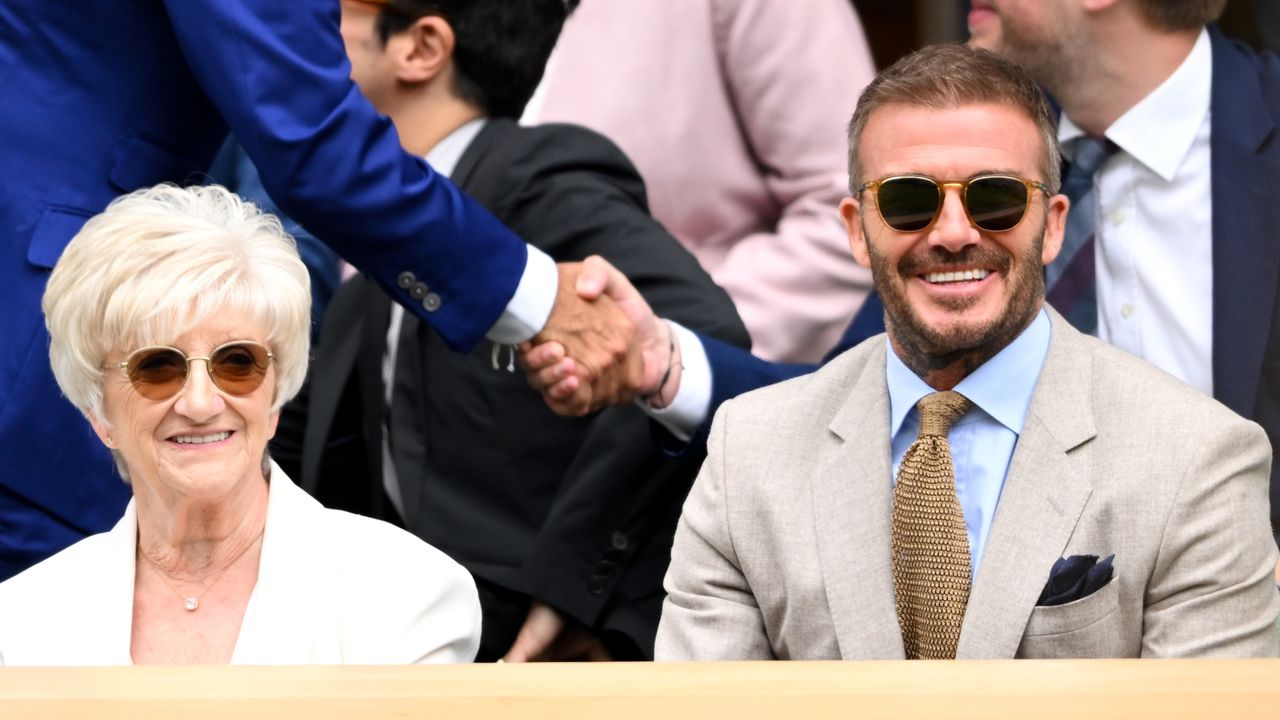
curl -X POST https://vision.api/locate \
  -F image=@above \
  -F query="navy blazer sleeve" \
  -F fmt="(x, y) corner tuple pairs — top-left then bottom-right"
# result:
(161, 0), (526, 350)
(702, 333), (816, 421)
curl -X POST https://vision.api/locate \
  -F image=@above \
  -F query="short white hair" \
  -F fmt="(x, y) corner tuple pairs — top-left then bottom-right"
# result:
(42, 184), (312, 424)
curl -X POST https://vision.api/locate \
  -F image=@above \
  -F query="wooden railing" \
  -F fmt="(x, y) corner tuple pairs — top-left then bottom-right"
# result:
(1, 660), (1277, 719)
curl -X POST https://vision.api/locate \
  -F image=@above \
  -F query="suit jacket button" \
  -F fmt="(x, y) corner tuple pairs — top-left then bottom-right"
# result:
(610, 532), (629, 551)
(423, 293), (442, 312)
(587, 578), (607, 595)
(409, 281), (429, 300)
(396, 272), (416, 289)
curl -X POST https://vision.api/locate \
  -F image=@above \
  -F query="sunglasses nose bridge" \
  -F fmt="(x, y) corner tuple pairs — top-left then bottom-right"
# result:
(185, 355), (215, 375)
(169, 354), (228, 418)
(176, 354), (219, 394)
(929, 182), (982, 249)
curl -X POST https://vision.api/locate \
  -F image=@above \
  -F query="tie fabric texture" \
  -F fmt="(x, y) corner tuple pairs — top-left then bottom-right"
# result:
(892, 390), (973, 660)
(1045, 136), (1118, 334)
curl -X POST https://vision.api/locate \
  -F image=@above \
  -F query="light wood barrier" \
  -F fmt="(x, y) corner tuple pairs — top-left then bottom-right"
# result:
(1, 660), (1277, 719)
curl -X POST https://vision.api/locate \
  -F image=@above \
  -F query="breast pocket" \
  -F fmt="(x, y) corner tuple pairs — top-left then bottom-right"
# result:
(1017, 578), (1123, 658)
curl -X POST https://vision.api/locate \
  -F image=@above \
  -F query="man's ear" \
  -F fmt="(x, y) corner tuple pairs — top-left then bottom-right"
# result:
(394, 15), (455, 84)
(1040, 193), (1070, 267)
(840, 196), (872, 269)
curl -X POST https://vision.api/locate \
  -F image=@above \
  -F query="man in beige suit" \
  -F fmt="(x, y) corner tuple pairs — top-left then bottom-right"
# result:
(653, 44), (1280, 660)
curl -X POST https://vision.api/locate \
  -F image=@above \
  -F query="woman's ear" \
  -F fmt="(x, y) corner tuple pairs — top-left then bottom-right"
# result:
(87, 412), (114, 449)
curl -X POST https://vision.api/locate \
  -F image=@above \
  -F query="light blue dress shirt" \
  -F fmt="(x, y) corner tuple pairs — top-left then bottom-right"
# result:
(887, 309), (1052, 574)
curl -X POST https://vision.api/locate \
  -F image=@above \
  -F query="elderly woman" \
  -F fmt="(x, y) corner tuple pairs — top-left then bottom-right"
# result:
(0, 185), (479, 665)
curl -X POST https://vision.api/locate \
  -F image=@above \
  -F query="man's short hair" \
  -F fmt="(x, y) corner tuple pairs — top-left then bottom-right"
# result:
(375, 0), (579, 119)
(1133, 0), (1227, 31)
(846, 44), (1062, 194)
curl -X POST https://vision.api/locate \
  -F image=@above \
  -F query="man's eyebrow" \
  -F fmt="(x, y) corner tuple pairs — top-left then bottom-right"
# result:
(965, 168), (1022, 179)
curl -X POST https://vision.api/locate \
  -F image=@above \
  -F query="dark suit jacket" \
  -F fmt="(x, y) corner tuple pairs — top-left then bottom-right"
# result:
(273, 118), (750, 659)
(0, 0), (528, 580)
(705, 27), (1280, 539)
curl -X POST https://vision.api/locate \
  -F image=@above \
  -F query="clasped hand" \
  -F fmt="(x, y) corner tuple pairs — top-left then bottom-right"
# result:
(523, 257), (672, 416)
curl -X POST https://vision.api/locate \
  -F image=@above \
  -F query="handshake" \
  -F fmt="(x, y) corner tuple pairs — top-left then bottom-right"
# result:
(526, 256), (678, 416)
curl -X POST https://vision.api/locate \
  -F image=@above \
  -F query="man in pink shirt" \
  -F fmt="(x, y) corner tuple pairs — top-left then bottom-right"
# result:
(530, 0), (877, 363)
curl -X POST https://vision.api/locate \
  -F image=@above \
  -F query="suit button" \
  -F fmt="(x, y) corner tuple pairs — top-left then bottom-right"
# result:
(610, 532), (629, 551)
(587, 578), (607, 595)
(396, 272), (416, 289)
(409, 282), (429, 300)
(423, 293), (442, 312)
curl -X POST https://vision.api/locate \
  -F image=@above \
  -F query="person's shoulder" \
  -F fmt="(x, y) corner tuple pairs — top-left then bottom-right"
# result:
(0, 529), (120, 655)
(1082, 334), (1261, 438)
(488, 118), (638, 174)
(1211, 25), (1280, 86)
(280, 494), (480, 663)
(315, 507), (472, 586)
(718, 336), (884, 434)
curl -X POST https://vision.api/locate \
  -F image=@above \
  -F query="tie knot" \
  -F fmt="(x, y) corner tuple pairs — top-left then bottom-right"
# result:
(916, 391), (971, 438)
(1067, 136), (1118, 179)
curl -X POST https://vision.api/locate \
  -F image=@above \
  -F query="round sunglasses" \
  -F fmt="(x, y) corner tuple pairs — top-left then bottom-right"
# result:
(112, 341), (274, 401)
(859, 174), (1051, 234)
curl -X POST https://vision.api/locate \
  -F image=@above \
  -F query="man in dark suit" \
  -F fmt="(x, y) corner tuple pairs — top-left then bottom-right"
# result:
(535, 1), (1280, 554)
(0, 0), (640, 581)
(270, 0), (749, 662)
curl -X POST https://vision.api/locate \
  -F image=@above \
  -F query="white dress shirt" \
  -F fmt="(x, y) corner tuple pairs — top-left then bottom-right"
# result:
(1059, 28), (1214, 395)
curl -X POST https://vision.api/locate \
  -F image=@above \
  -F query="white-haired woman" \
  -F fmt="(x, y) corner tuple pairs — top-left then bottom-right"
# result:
(0, 184), (479, 665)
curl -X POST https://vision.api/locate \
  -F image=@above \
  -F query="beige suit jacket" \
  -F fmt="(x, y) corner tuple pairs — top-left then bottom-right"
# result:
(656, 311), (1280, 659)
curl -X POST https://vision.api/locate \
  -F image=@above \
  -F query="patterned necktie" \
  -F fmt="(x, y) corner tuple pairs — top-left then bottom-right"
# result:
(892, 390), (973, 660)
(1045, 136), (1118, 334)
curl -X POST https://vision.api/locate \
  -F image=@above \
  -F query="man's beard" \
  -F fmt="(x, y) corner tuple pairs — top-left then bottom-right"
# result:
(867, 222), (1046, 373)
(990, 10), (1081, 99)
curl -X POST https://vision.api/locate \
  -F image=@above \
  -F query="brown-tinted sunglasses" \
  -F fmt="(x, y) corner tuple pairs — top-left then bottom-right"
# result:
(113, 341), (274, 401)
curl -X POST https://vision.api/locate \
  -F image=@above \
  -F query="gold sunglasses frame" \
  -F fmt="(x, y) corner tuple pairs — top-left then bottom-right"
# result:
(858, 174), (1051, 234)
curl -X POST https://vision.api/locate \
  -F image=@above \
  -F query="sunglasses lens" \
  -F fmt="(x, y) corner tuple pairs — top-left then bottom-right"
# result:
(127, 349), (188, 400)
(209, 343), (271, 396)
(876, 177), (942, 232)
(966, 177), (1029, 231)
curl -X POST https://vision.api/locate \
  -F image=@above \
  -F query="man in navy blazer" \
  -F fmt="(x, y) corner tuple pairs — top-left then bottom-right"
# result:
(0, 0), (640, 580)
(532, 3), (1280, 548)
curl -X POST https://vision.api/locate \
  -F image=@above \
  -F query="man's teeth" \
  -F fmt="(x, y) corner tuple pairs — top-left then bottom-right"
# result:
(925, 269), (990, 283)
(173, 432), (230, 445)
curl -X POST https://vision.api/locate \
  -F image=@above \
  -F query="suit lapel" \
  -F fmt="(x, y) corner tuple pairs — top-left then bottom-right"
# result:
(450, 118), (507, 202)
(958, 311), (1096, 658)
(299, 277), (388, 495)
(811, 340), (906, 659)
(1208, 26), (1280, 417)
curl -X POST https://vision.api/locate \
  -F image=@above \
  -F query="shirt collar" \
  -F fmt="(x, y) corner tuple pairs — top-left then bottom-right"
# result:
(425, 117), (488, 178)
(888, 308), (1052, 438)
(1058, 28), (1211, 182)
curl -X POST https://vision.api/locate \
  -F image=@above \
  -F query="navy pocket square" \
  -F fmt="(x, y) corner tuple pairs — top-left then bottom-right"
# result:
(1036, 554), (1115, 607)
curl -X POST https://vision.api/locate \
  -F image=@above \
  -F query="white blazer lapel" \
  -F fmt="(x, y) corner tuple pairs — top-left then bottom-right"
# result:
(231, 464), (329, 664)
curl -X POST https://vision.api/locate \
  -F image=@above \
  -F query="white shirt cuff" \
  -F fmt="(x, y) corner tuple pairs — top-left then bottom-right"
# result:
(644, 322), (711, 441)
(486, 245), (558, 344)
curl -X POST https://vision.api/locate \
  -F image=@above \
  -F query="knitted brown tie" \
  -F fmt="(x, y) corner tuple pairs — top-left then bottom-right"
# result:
(892, 390), (973, 659)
